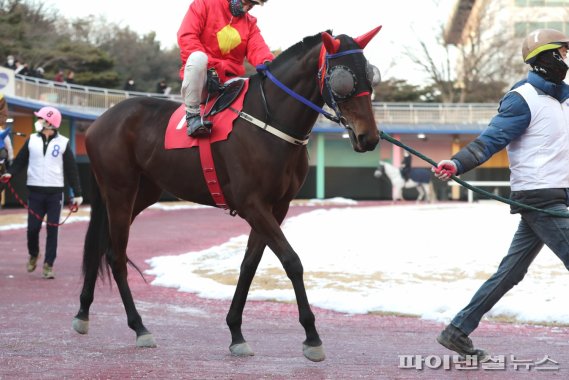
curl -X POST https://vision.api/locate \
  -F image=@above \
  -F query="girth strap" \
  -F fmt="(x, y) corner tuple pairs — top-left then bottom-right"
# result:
(198, 137), (228, 209)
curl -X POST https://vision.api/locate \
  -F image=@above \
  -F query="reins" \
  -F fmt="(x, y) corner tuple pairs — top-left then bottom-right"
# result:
(3, 180), (79, 226)
(380, 131), (569, 218)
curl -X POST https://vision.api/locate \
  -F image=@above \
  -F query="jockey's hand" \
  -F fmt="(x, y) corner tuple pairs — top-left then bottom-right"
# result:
(71, 196), (83, 207)
(432, 160), (457, 181)
(0, 173), (12, 183)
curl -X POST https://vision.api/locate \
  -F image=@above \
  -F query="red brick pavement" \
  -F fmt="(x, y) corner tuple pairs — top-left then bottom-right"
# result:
(1, 202), (569, 379)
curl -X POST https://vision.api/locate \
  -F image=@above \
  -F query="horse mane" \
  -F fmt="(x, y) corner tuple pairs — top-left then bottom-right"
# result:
(269, 30), (332, 69)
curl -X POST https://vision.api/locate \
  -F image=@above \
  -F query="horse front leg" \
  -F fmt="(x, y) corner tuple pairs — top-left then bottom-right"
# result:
(226, 230), (266, 357)
(244, 204), (325, 362)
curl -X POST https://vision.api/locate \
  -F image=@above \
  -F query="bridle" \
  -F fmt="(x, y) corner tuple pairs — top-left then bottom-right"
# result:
(251, 46), (372, 144)
(234, 27), (382, 146)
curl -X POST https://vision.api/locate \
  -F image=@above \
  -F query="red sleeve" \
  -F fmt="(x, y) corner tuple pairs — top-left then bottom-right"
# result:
(245, 16), (274, 66)
(177, 0), (208, 79)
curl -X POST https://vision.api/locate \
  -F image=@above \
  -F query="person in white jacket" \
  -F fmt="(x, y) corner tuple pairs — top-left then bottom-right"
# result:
(0, 106), (83, 279)
(432, 28), (569, 360)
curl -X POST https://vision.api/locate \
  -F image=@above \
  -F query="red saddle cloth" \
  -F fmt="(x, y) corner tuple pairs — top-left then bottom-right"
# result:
(164, 80), (249, 149)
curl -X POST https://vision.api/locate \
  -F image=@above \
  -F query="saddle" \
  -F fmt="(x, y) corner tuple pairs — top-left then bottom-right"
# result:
(205, 79), (245, 117)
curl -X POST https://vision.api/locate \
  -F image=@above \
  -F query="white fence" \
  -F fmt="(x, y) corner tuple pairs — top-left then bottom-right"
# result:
(14, 74), (498, 124)
(449, 180), (511, 202)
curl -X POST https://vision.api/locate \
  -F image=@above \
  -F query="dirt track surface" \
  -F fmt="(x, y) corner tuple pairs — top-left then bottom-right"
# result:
(1, 202), (569, 379)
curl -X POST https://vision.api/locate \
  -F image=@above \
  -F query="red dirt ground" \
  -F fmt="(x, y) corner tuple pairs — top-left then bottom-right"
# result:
(1, 202), (568, 379)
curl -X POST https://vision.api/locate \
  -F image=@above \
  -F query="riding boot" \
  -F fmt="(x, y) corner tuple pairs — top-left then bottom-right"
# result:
(186, 112), (212, 137)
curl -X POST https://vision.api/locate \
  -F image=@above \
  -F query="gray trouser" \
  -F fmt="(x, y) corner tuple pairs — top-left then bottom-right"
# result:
(452, 203), (569, 335)
(181, 51), (208, 114)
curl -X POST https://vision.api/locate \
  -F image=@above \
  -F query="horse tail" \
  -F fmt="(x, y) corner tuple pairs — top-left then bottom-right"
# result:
(81, 171), (111, 282)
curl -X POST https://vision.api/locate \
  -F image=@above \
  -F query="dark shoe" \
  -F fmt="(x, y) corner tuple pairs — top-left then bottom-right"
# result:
(42, 263), (55, 279)
(186, 112), (212, 137)
(437, 324), (489, 360)
(27, 255), (39, 272)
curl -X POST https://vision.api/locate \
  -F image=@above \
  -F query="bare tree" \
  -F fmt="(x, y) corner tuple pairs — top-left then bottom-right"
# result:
(404, 0), (524, 103)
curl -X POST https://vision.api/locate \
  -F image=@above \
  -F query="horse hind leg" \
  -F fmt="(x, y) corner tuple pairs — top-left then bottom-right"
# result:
(73, 176), (107, 335)
(73, 176), (161, 347)
(107, 185), (158, 348)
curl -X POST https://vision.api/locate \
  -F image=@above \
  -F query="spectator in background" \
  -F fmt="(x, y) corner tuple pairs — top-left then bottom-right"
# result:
(0, 106), (83, 279)
(123, 78), (136, 92)
(15, 61), (31, 76)
(54, 69), (65, 83)
(66, 70), (75, 84)
(0, 93), (12, 166)
(4, 55), (16, 70)
(33, 67), (45, 79)
(156, 79), (168, 94)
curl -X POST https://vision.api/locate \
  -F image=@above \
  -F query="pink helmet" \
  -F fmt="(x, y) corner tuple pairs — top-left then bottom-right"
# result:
(34, 106), (62, 128)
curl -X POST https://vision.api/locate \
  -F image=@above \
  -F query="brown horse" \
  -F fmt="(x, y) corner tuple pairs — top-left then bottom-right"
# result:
(72, 28), (382, 362)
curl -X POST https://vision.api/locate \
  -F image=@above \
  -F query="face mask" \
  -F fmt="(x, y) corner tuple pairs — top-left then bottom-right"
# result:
(531, 50), (569, 84)
(229, 0), (246, 17)
(34, 120), (45, 132)
(7, 59), (14, 66)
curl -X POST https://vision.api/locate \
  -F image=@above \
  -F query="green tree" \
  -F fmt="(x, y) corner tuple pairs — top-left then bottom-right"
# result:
(373, 79), (435, 102)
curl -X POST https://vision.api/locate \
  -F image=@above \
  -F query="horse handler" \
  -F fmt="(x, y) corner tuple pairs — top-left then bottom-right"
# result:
(432, 29), (569, 359)
(0, 106), (82, 279)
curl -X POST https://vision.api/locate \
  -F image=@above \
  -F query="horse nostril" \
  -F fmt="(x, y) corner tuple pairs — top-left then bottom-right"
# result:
(358, 133), (379, 151)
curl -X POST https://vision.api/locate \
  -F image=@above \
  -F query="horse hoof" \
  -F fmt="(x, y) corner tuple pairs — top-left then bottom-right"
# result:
(303, 343), (326, 362)
(72, 318), (89, 335)
(229, 342), (254, 357)
(136, 334), (157, 348)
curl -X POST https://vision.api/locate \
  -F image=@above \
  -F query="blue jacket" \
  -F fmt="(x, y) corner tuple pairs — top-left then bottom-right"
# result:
(0, 126), (11, 150)
(452, 71), (569, 174)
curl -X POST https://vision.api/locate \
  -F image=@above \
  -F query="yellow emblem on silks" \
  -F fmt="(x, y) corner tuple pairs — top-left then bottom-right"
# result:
(217, 24), (242, 55)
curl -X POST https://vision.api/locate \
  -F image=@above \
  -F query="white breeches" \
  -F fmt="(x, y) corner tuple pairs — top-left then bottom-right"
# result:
(181, 51), (208, 113)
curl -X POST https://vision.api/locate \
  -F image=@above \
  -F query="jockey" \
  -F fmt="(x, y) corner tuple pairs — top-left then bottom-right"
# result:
(400, 151), (412, 182)
(178, 0), (274, 137)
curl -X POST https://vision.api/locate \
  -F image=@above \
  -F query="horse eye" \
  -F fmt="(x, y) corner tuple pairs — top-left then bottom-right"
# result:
(366, 63), (381, 86)
(329, 66), (355, 97)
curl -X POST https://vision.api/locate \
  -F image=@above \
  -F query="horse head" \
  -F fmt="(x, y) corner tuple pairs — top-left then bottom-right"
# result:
(319, 27), (382, 152)
(373, 162), (385, 178)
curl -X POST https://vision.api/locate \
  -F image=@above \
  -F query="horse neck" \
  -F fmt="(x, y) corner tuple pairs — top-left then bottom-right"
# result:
(266, 45), (323, 138)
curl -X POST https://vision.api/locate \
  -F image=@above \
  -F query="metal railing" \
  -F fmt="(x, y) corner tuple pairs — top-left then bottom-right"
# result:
(14, 75), (498, 124)
(15, 75), (182, 116)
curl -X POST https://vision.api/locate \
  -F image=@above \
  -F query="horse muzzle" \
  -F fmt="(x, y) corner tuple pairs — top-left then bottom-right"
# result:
(345, 125), (379, 152)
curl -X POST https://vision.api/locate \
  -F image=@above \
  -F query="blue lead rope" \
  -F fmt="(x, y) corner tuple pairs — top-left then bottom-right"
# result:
(380, 131), (569, 218)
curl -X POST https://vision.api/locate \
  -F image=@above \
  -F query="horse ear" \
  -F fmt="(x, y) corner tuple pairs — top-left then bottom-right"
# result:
(354, 26), (382, 49)
(321, 31), (340, 54)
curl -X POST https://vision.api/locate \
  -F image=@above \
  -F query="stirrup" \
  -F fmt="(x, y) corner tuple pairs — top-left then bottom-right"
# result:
(186, 113), (212, 137)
